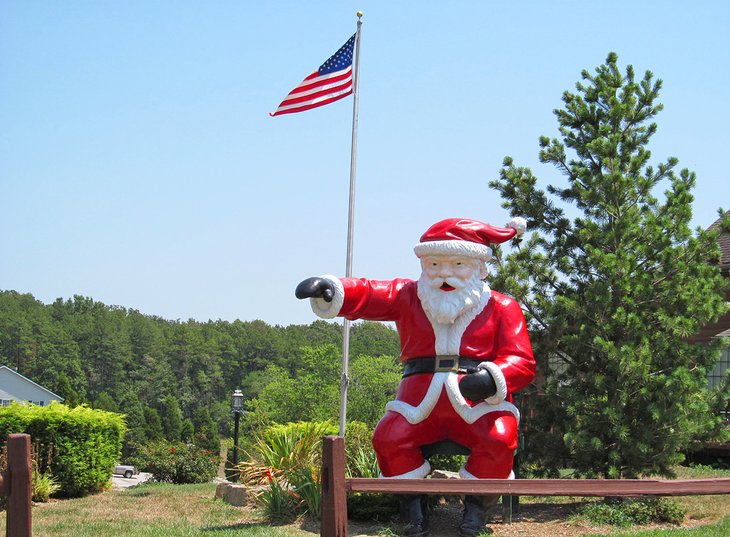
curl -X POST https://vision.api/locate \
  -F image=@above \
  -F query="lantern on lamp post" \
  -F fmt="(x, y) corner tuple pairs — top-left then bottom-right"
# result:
(231, 389), (245, 481)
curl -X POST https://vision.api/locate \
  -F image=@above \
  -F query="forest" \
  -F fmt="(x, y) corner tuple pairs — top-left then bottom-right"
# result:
(0, 290), (402, 453)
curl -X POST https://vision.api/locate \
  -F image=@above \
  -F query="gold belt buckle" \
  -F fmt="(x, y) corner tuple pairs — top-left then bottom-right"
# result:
(434, 355), (459, 373)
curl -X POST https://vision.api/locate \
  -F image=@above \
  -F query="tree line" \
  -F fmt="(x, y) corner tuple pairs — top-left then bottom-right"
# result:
(0, 290), (401, 454)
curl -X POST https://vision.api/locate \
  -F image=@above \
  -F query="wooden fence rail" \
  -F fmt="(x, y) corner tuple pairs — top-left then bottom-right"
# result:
(1, 434), (32, 537)
(321, 435), (730, 537)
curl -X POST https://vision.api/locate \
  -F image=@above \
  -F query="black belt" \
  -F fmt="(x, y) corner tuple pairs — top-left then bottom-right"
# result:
(402, 356), (482, 377)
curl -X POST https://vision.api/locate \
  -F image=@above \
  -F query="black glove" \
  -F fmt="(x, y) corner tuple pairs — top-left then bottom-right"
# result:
(295, 277), (335, 302)
(459, 368), (497, 401)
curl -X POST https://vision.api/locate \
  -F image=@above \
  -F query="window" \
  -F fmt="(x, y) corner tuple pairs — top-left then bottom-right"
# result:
(707, 341), (730, 390)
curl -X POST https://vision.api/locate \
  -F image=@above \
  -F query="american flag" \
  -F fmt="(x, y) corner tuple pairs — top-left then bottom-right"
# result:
(270, 34), (356, 117)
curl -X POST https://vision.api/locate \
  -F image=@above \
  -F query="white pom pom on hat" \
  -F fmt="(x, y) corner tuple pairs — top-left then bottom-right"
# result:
(413, 217), (527, 261)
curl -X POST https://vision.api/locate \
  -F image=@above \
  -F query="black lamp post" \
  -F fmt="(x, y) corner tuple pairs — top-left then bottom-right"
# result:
(231, 389), (244, 481)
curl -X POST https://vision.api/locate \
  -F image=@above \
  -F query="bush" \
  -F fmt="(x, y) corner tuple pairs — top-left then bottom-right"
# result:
(579, 497), (686, 527)
(258, 476), (298, 520)
(243, 420), (398, 521)
(133, 441), (219, 484)
(239, 420), (332, 484)
(0, 402), (126, 497)
(32, 468), (61, 502)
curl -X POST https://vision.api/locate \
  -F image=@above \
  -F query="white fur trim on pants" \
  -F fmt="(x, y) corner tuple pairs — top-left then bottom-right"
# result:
(309, 275), (344, 319)
(459, 466), (515, 480)
(380, 459), (431, 479)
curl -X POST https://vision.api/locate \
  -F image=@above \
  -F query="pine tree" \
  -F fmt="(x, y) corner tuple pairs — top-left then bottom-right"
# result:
(143, 406), (164, 442)
(55, 373), (81, 407)
(181, 418), (195, 443)
(160, 394), (183, 442)
(490, 52), (729, 478)
(93, 391), (119, 413)
(193, 407), (220, 454)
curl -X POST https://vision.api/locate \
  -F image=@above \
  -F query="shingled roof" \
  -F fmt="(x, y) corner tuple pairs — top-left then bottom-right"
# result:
(690, 210), (730, 343)
(707, 210), (730, 273)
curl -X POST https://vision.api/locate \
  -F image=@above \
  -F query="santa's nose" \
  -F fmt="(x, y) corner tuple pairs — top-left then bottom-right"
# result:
(438, 263), (454, 277)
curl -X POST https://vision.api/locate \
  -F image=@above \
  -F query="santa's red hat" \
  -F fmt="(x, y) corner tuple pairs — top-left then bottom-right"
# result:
(413, 217), (527, 261)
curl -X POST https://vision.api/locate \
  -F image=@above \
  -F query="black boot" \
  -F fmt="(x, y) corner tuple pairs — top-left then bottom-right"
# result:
(399, 494), (429, 537)
(458, 495), (493, 537)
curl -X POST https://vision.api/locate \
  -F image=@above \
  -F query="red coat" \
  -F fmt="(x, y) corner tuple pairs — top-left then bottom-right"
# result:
(322, 277), (536, 424)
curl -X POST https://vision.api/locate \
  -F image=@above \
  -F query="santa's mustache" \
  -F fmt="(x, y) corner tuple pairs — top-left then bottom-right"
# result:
(426, 276), (466, 290)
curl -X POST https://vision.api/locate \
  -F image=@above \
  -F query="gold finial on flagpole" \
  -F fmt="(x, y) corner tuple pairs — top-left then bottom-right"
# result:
(357, 11), (363, 19)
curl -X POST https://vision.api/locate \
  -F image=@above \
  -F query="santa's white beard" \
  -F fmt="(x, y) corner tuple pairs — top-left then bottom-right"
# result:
(417, 271), (487, 325)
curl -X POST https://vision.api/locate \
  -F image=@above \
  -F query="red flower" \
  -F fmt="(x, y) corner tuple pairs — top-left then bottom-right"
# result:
(265, 469), (273, 483)
(169, 447), (176, 453)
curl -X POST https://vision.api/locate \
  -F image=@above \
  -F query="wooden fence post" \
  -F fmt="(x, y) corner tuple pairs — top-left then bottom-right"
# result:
(6, 434), (32, 537)
(320, 436), (347, 537)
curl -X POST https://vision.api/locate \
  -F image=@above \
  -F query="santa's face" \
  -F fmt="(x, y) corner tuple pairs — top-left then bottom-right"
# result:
(417, 254), (488, 325)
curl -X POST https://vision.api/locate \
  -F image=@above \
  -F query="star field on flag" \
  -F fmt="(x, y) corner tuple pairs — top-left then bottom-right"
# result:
(270, 34), (356, 117)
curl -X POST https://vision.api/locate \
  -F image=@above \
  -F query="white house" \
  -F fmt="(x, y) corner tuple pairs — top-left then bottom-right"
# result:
(0, 365), (64, 406)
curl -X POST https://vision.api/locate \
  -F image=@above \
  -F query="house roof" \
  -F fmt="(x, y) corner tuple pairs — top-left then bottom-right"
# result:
(708, 210), (730, 272)
(0, 365), (64, 401)
(690, 210), (730, 343)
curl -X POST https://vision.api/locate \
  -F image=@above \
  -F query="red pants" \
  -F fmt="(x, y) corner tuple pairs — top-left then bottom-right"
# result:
(372, 390), (517, 478)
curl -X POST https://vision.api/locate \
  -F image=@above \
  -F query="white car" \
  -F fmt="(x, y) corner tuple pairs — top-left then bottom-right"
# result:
(113, 464), (136, 479)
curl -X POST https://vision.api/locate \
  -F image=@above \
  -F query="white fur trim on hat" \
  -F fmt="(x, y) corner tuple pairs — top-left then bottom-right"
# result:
(413, 240), (493, 261)
(507, 217), (527, 236)
(309, 275), (344, 319)
(480, 361), (508, 405)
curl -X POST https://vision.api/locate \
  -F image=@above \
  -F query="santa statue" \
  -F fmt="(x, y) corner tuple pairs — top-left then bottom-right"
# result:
(296, 217), (536, 537)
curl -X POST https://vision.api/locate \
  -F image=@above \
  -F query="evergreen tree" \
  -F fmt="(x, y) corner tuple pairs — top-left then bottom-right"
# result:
(193, 407), (220, 454)
(160, 394), (183, 442)
(92, 391), (119, 413)
(181, 418), (195, 443)
(54, 373), (81, 407)
(143, 406), (164, 441)
(490, 52), (729, 478)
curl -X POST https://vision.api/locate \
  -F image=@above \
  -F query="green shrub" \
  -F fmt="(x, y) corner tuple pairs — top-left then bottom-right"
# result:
(32, 468), (61, 502)
(133, 441), (219, 484)
(289, 465), (321, 518)
(0, 402), (126, 497)
(239, 420), (332, 484)
(258, 477), (297, 520)
(244, 420), (387, 521)
(579, 497), (686, 527)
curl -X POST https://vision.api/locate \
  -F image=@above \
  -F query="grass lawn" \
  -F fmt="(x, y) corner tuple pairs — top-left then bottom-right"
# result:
(2, 465), (728, 537)
(583, 517), (730, 537)
(1, 482), (311, 537)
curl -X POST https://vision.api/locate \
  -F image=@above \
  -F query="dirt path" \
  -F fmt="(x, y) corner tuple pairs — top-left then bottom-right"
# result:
(300, 500), (714, 537)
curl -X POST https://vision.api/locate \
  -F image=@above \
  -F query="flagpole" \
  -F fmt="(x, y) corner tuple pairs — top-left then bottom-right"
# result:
(339, 11), (363, 438)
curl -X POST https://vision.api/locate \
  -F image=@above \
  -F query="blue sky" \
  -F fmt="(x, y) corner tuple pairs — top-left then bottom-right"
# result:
(1, 1), (728, 326)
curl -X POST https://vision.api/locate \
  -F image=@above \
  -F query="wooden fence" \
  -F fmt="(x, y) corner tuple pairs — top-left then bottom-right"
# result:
(0, 434), (32, 537)
(320, 435), (730, 537)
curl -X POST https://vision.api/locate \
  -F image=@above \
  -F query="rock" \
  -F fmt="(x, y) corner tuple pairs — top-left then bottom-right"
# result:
(214, 481), (249, 506)
(430, 469), (460, 480)
(223, 484), (249, 506)
(214, 482), (229, 499)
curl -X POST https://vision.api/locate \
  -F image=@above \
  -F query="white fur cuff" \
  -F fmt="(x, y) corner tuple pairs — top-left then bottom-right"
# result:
(480, 361), (508, 405)
(460, 466), (515, 479)
(380, 460), (431, 479)
(309, 275), (344, 319)
(507, 217), (527, 236)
